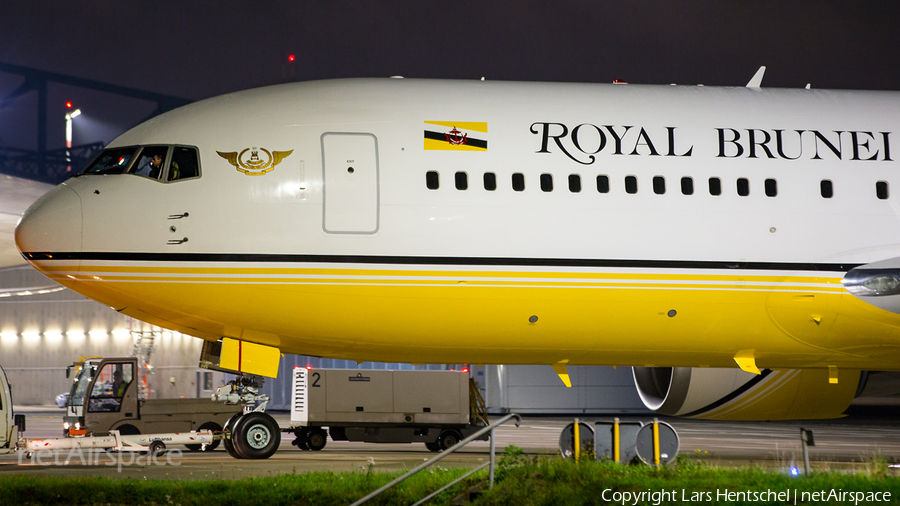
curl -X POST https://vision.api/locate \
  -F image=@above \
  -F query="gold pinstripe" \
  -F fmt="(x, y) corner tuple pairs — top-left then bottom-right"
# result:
(36, 263), (846, 293)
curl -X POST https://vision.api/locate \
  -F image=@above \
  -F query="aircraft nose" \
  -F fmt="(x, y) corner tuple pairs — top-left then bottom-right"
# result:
(15, 184), (83, 255)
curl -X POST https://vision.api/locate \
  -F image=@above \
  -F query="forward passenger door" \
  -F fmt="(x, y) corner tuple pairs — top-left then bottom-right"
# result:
(321, 133), (379, 234)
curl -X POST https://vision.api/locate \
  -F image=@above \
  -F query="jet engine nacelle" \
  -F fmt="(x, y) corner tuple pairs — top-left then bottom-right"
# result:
(632, 366), (862, 420)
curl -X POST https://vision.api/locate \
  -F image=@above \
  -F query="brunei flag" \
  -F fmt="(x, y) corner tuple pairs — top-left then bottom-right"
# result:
(424, 121), (488, 151)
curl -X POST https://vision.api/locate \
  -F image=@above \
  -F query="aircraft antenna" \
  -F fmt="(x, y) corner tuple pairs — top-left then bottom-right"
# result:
(746, 66), (766, 88)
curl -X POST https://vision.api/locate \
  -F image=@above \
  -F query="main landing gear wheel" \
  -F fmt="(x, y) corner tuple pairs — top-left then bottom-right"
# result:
(305, 428), (327, 451)
(186, 422), (222, 452)
(231, 412), (281, 460)
(223, 413), (243, 459)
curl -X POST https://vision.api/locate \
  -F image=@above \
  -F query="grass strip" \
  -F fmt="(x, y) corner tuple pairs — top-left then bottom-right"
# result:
(0, 466), (481, 506)
(2, 456), (899, 506)
(478, 457), (900, 505)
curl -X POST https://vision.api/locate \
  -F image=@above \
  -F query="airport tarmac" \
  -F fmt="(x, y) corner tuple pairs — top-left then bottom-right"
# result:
(2, 405), (899, 480)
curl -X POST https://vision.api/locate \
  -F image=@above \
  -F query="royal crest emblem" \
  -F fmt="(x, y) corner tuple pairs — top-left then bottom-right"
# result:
(444, 127), (468, 146)
(217, 147), (293, 176)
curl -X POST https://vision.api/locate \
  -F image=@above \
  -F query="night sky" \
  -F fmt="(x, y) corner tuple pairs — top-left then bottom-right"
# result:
(2, 1), (900, 151)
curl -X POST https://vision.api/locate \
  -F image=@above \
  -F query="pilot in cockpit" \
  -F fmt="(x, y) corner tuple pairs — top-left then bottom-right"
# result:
(135, 153), (165, 179)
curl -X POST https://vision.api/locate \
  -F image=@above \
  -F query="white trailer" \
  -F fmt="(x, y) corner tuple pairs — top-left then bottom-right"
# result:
(22, 429), (216, 458)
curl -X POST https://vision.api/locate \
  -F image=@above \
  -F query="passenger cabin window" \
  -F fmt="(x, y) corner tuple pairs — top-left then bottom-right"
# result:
(81, 146), (139, 175)
(653, 176), (665, 195)
(737, 178), (750, 197)
(820, 180), (833, 198)
(540, 173), (553, 192)
(709, 177), (722, 196)
(568, 174), (581, 193)
(765, 178), (777, 197)
(131, 146), (169, 180)
(455, 171), (468, 190)
(426, 171), (439, 190)
(625, 175), (638, 194)
(512, 173), (525, 192)
(681, 177), (694, 195)
(596, 175), (610, 193)
(877, 181), (889, 200)
(167, 146), (201, 181)
(483, 172), (497, 191)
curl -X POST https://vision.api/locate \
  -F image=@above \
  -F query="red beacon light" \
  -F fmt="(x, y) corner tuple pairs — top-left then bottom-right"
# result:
(65, 101), (73, 108)
(462, 367), (469, 373)
(288, 54), (296, 62)
(305, 364), (313, 370)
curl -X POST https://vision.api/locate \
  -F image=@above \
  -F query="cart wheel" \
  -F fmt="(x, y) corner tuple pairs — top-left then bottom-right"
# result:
(305, 428), (327, 451)
(425, 442), (441, 452)
(186, 422), (222, 452)
(438, 430), (462, 451)
(223, 413), (244, 459)
(292, 428), (310, 450)
(231, 412), (281, 459)
(149, 440), (166, 457)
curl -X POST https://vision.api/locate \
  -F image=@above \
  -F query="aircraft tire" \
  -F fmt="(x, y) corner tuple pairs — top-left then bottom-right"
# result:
(223, 413), (244, 459)
(231, 412), (281, 459)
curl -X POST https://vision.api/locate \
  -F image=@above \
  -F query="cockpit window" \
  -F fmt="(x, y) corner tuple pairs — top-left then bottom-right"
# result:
(130, 146), (169, 180)
(81, 147), (138, 175)
(167, 146), (201, 181)
(81, 144), (201, 182)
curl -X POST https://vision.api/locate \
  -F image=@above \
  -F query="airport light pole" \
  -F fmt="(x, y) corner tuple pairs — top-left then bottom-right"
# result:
(64, 106), (81, 172)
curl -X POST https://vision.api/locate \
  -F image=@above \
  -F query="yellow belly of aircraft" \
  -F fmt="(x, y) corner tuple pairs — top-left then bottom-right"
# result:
(34, 260), (900, 369)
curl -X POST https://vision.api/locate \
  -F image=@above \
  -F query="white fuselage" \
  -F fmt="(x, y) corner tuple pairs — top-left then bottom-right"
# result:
(15, 79), (900, 370)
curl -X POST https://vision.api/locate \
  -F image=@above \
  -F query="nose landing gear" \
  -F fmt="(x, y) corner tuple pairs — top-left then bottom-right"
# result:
(216, 375), (281, 460)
